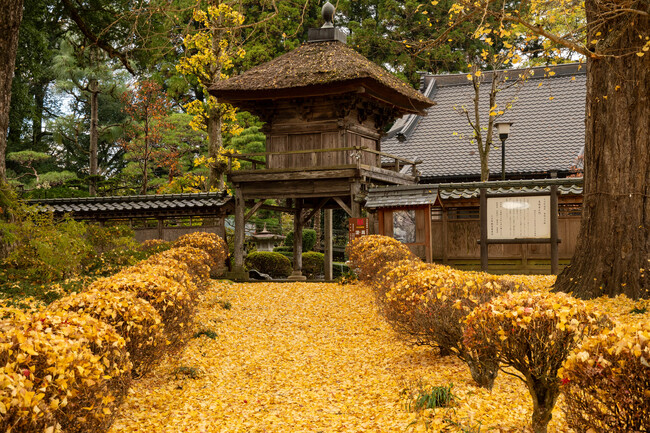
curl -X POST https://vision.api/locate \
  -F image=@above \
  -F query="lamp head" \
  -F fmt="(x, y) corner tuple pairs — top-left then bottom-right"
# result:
(495, 121), (513, 140)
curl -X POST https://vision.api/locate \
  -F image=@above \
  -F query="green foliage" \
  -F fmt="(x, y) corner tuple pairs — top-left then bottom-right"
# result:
(302, 252), (324, 279)
(193, 329), (218, 339)
(245, 251), (292, 278)
(0, 205), (92, 282)
(285, 229), (317, 252)
(413, 384), (455, 410)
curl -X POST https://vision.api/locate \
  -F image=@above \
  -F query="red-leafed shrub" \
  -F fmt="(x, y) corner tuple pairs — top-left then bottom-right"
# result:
(346, 235), (415, 282)
(464, 291), (611, 433)
(173, 232), (228, 277)
(51, 289), (165, 377)
(560, 321), (650, 432)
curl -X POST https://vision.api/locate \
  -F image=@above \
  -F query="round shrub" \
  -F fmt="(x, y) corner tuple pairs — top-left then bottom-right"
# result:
(173, 232), (228, 277)
(346, 235), (415, 282)
(0, 308), (130, 433)
(302, 252), (324, 278)
(146, 246), (211, 289)
(89, 272), (193, 348)
(51, 288), (165, 377)
(118, 260), (199, 298)
(386, 264), (514, 389)
(284, 228), (317, 252)
(464, 291), (611, 433)
(560, 321), (650, 432)
(138, 238), (171, 253)
(245, 251), (292, 278)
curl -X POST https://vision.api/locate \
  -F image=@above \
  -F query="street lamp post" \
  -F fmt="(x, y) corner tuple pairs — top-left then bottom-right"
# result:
(495, 122), (513, 180)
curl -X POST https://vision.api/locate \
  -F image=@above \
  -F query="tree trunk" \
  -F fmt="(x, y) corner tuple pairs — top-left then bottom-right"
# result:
(555, 3), (650, 299)
(0, 0), (24, 183)
(89, 78), (99, 195)
(206, 106), (224, 191)
(527, 377), (560, 433)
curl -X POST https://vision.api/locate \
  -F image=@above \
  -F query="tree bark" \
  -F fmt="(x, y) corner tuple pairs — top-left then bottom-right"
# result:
(206, 105), (224, 191)
(0, 0), (25, 184)
(555, 2), (650, 299)
(89, 78), (99, 195)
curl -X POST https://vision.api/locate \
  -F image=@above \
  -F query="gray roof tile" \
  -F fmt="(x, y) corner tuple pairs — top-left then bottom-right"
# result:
(382, 64), (586, 179)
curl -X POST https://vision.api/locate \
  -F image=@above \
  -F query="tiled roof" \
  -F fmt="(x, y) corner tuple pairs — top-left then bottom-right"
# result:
(30, 192), (232, 218)
(382, 64), (586, 180)
(366, 178), (583, 208)
(365, 186), (439, 208)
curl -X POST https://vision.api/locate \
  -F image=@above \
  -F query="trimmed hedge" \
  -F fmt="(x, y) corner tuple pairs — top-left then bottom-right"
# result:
(245, 251), (292, 278)
(302, 252), (324, 278)
(284, 229), (317, 252)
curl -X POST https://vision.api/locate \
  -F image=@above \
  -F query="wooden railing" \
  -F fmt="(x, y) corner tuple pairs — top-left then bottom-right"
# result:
(225, 146), (421, 176)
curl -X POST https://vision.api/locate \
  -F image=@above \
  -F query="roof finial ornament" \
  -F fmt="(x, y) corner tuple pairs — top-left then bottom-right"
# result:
(321, 1), (335, 28)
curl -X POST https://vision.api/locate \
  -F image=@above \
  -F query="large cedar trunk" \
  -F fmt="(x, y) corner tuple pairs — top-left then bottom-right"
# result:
(0, 0), (24, 183)
(555, 1), (650, 299)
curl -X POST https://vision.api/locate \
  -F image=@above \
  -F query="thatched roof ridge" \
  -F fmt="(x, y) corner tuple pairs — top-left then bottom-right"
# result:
(209, 41), (433, 113)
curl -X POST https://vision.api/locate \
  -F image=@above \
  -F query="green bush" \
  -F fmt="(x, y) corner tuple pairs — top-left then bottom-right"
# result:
(333, 262), (350, 278)
(245, 251), (292, 278)
(0, 205), (92, 282)
(284, 229), (316, 252)
(302, 252), (324, 278)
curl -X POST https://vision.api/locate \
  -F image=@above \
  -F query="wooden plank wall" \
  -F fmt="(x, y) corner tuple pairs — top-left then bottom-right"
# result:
(379, 205), (581, 274)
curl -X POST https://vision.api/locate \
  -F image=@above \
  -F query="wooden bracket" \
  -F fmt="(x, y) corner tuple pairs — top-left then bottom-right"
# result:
(301, 198), (329, 225)
(244, 200), (265, 222)
(333, 197), (353, 217)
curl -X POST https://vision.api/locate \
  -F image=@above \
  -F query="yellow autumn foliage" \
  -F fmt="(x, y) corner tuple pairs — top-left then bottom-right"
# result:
(347, 235), (416, 281)
(89, 271), (193, 349)
(0, 308), (130, 433)
(51, 288), (165, 377)
(146, 246), (211, 289)
(560, 320), (650, 431)
(173, 231), (229, 277)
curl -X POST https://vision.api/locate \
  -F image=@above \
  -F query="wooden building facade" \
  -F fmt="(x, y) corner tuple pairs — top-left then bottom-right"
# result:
(366, 179), (583, 274)
(209, 6), (434, 280)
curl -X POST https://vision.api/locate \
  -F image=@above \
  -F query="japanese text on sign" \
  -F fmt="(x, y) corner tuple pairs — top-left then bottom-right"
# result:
(349, 218), (369, 242)
(487, 196), (550, 240)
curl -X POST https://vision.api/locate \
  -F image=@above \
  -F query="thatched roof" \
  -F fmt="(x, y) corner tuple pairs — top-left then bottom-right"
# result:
(209, 41), (434, 115)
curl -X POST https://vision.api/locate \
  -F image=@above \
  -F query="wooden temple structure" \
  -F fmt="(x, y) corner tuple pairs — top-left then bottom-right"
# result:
(209, 2), (434, 279)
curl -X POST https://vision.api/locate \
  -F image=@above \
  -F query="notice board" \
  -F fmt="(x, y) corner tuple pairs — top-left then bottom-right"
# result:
(487, 196), (550, 240)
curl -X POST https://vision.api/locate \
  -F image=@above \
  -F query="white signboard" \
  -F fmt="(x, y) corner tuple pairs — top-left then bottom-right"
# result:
(487, 196), (550, 240)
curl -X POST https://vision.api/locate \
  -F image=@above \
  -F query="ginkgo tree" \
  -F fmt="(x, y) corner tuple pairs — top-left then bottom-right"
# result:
(176, 1), (246, 191)
(437, 0), (649, 299)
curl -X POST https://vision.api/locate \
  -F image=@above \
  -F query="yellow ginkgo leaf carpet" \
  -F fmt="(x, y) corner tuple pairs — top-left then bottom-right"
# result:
(109, 281), (572, 433)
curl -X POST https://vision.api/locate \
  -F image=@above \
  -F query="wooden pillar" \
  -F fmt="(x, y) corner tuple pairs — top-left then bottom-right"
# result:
(230, 186), (247, 280)
(350, 181), (361, 218)
(289, 198), (306, 280)
(157, 218), (164, 240)
(550, 185), (559, 275)
(442, 206), (448, 265)
(480, 187), (489, 272)
(324, 208), (333, 280)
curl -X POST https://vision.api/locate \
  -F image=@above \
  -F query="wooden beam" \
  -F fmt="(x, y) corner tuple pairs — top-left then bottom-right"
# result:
(333, 197), (353, 217)
(244, 200), (264, 222)
(301, 198), (329, 225)
(259, 204), (296, 213)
